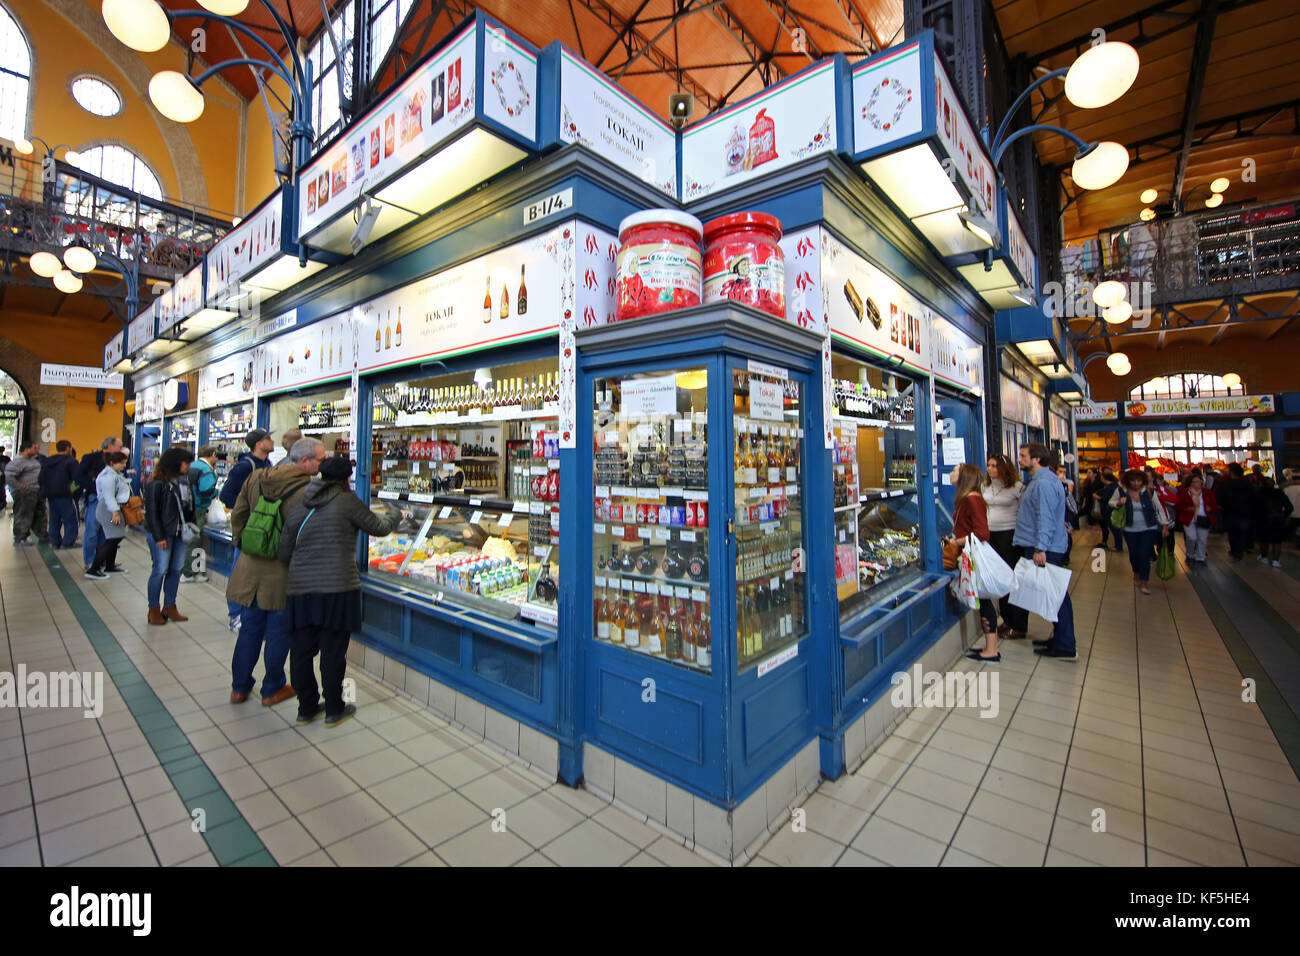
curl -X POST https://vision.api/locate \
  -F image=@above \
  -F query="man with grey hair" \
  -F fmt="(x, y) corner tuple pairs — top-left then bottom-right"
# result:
(226, 437), (325, 706)
(77, 436), (124, 571)
(270, 428), (303, 466)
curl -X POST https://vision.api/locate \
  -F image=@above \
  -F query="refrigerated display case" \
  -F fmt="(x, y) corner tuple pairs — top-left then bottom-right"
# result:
(365, 357), (561, 628)
(167, 412), (198, 453)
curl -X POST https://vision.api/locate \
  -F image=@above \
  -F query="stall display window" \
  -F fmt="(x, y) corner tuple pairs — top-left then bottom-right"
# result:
(167, 413), (197, 451)
(1077, 431), (1119, 474)
(733, 367), (806, 672)
(204, 402), (256, 491)
(367, 358), (560, 628)
(269, 387), (353, 458)
(592, 367), (711, 672)
(829, 355), (921, 617)
(139, 424), (161, 478)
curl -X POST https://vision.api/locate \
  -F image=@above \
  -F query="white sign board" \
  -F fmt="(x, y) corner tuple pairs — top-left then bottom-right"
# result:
(621, 375), (678, 417)
(1075, 401), (1117, 421)
(127, 305), (155, 355)
(852, 40), (923, 156)
(206, 190), (283, 302)
(157, 266), (203, 334)
(198, 349), (258, 407)
(256, 314), (355, 395)
(1124, 394), (1275, 418)
(749, 380), (784, 421)
(41, 364), (124, 389)
(682, 61), (837, 202)
(102, 332), (124, 373)
(559, 49), (677, 198)
(933, 54), (995, 221)
(929, 315), (984, 396)
(482, 25), (539, 142)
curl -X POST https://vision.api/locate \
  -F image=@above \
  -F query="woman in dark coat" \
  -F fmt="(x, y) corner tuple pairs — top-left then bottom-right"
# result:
(278, 456), (400, 726)
(144, 447), (195, 625)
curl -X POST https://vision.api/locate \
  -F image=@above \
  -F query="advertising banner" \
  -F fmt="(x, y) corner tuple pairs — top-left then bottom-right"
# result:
(852, 40), (923, 156)
(932, 54), (995, 221)
(127, 305), (155, 355)
(1124, 394), (1275, 418)
(1075, 401), (1118, 421)
(682, 61), (838, 201)
(205, 191), (283, 302)
(929, 316), (984, 396)
(41, 364), (124, 389)
(157, 267), (203, 334)
(103, 333), (124, 373)
(483, 24), (539, 142)
(198, 349), (259, 408)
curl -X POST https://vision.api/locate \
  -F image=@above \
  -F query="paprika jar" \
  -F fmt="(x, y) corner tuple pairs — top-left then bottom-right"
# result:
(701, 212), (786, 319)
(615, 210), (704, 320)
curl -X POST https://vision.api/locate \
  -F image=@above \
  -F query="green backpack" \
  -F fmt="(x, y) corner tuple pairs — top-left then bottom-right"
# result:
(240, 491), (284, 558)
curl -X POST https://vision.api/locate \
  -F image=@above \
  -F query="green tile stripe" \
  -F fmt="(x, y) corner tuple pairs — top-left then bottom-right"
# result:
(1184, 559), (1300, 779)
(37, 543), (275, 867)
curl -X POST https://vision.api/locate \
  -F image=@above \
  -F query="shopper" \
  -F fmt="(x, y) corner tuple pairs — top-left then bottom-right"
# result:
(1215, 462), (1255, 560)
(85, 452), (132, 579)
(1284, 470), (1300, 547)
(1174, 473), (1218, 567)
(984, 454), (1028, 640)
(1015, 443), (1076, 661)
(38, 440), (79, 549)
(227, 437), (326, 708)
(1253, 476), (1293, 567)
(182, 445), (219, 583)
(1078, 469), (1100, 526)
(76, 436), (123, 571)
(948, 463), (999, 662)
(218, 428), (274, 631)
(5, 441), (41, 546)
(268, 428), (302, 466)
(1095, 468), (1124, 553)
(143, 447), (196, 624)
(0, 446), (8, 512)
(1056, 465), (1079, 532)
(279, 455), (400, 725)
(1108, 469), (1171, 593)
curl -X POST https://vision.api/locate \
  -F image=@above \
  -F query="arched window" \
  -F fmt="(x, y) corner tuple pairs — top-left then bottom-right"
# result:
(0, 3), (32, 144)
(0, 369), (27, 405)
(1129, 372), (1244, 402)
(71, 145), (164, 200)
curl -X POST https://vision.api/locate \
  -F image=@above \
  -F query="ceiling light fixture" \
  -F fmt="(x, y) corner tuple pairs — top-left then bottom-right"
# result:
(1106, 352), (1131, 374)
(28, 251), (62, 277)
(1139, 207), (1156, 222)
(63, 243), (98, 274)
(1140, 188), (1159, 204)
(1210, 177), (1230, 194)
(1064, 42), (1141, 109)
(1204, 193), (1223, 209)
(53, 269), (84, 294)
(1072, 141), (1130, 190)
(1221, 372), (1241, 387)
(1093, 279), (1127, 309)
(1103, 301), (1133, 324)
(101, 0), (171, 52)
(149, 71), (206, 123)
(195, 0), (249, 14)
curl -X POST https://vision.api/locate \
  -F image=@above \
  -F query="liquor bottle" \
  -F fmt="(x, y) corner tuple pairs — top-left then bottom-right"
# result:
(675, 601), (694, 664)
(784, 429), (798, 482)
(395, 308), (403, 347)
(548, 372), (559, 404)
(596, 582), (612, 641)
(622, 594), (641, 649)
(743, 428), (758, 486)
(766, 429), (782, 484)
(375, 318), (381, 352)
(734, 432), (745, 487)
(500, 282), (509, 319)
(739, 586), (755, 659)
(483, 276), (492, 324)
(608, 583), (625, 645)
(643, 602), (663, 655)
(319, 329), (324, 369)
(327, 326), (333, 367)
(385, 311), (392, 349)
(695, 604), (711, 669)
(517, 264), (527, 315)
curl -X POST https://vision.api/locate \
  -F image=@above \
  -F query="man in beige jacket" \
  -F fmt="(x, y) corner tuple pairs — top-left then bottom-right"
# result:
(227, 438), (326, 705)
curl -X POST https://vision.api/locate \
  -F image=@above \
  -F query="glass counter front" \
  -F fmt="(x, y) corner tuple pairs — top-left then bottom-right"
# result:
(366, 357), (561, 628)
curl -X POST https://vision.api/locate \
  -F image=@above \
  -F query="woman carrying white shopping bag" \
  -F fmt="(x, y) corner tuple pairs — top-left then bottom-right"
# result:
(945, 464), (1004, 662)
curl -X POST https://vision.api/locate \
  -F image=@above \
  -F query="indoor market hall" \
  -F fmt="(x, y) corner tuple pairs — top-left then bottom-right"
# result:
(0, 0), (1297, 896)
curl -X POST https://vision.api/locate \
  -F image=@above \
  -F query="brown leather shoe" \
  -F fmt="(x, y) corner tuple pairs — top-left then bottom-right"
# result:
(148, 607), (167, 626)
(230, 690), (250, 703)
(162, 604), (189, 622)
(261, 685), (296, 707)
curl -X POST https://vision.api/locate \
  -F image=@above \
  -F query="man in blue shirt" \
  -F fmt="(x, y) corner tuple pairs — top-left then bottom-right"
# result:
(1014, 442), (1076, 661)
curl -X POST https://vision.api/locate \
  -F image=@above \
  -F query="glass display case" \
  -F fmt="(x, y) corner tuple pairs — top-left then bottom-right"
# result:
(203, 401), (256, 493)
(830, 355), (923, 615)
(591, 367), (713, 672)
(366, 357), (561, 628)
(138, 423), (161, 479)
(731, 366), (807, 672)
(268, 387), (353, 458)
(167, 412), (198, 453)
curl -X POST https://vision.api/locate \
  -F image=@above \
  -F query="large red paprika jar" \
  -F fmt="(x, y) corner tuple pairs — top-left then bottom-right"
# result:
(701, 212), (786, 319)
(615, 210), (703, 320)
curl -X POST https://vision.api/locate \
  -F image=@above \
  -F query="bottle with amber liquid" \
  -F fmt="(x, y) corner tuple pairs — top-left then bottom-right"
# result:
(374, 318), (381, 352)
(483, 276), (492, 324)
(734, 432), (746, 487)
(500, 281), (509, 319)
(674, 600), (694, 664)
(767, 429), (782, 484)
(784, 428), (798, 482)
(743, 427), (758, 486)
(596, 582), (612, 642)
(395, 308), (402, 348)
(384, 310), (392, 349)
(643, 601), (663, 655)
(517, 264), (527, 315)
(663, 601), (682, 660)
(622, 593), (641, 649)
(608, 582), (625, 645)
(694, 603), (711, 669)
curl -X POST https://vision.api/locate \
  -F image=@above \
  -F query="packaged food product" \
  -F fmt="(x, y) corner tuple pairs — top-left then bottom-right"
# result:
(615, 210), (703, 320)
(701, 212), (786, 319)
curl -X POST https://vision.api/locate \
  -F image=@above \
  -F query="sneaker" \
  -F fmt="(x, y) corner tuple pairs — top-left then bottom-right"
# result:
(180, 574), (197, 583)
(84, 569), (109, 580)
(105, 566), (127, 574)
(184, 573), (209, 583)
(1258, 554), (1268, 563)
(296, 704), (325, 725)
(1038, 647), (1078, 661)
(228, 615), (242, 632)
(324, 704), (357, 727)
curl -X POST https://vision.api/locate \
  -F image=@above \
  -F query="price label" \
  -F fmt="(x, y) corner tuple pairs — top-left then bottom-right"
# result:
(761, 522), (778, 534)
(633, 580), (646, 593)
(513, 501), (529, 513)
(691, 588), (707, 602)
(604, 431), (620, 445)
(378, 490), (400, 500)
(636, 424), (653, 439)
(683, 489), (709, 501)
(470, 498), (483, 507)
(550, 512), (560, 531)
(611, 525), (624, 536)
(622, 579), (633, 591)
(593, 523), (606, 535)
(637, 487), (660, 499)
(410, 493), (434, 503)
(382, 460), (394, 470)
(549, 459), (560, 471)
(674, 586), (690, 599)
(770, 486), (784, 498)
(786, 484), (798, 495)
(470, 510), (484, 525)
(595, 575), (607, 588)
(839, 529), (846, 542)
(891, 490), (904, 498)
(637, 527), (652, 539)
(653, 527), (672, 541)
(411, 461), (421, 473)
(785, 570), (794, 581)
(661, 486), (684, 497)
(497, 513), (514, 529)
(438, 507), (453, 519)
(680, 530), (697, 543)
(770, 576), (780, 590)
(534, 546), (550, 557)
(613, 486), (636, 497)
(646, 582), (660, 595)
(595, 485), (610, 497)
(673, 418), (692, 433)
(750, 487), (765, 499)
(531, 465), (548, 475)
(530, 501), (545, 515)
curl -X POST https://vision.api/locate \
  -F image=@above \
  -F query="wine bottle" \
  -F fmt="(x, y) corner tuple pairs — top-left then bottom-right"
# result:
(500, 282), (509, 319)
(385, 310), (392, 349)
(517, 264), (527, 315)
(374, 319), (381, 352)
(395, 308), (402, 347)
(483, 276), (492, 324)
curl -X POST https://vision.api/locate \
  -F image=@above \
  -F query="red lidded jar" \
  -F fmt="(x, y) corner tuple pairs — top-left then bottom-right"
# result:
(701, 212), (786, 319)
(615, 210), (704, 320)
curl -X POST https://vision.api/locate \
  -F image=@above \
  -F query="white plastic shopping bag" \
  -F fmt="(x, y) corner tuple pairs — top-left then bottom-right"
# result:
(207, 499), (228, 527)
(1008, 557), (1072, 623)
(967, 536), (1015, 599)
(949, 547), (978, 609)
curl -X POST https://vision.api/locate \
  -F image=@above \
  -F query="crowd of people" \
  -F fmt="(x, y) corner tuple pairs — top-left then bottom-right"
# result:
(4, 430), (398, 729)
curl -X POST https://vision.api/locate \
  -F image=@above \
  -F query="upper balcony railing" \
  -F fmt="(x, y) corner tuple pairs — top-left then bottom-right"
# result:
(1054, 198), (1300, 306)
(1, 154), (233, 280)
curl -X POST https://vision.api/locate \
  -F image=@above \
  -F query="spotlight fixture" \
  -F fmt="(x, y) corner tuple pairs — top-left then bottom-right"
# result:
(63, 243), (98, 274)
(1064, 42), (1140, 109)
(1210, 177), (1230, 194)
(1140, 188), (1159, 204)
(1139, 207), (1156, 221)
(1221, 372), (1241, 387)
(959, 209), (998, 247)
(1093, 280), (1127, 309)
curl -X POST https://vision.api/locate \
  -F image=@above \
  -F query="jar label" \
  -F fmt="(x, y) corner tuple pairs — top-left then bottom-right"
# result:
(616, 243), (702, 312)
(703, 253), (785, 315)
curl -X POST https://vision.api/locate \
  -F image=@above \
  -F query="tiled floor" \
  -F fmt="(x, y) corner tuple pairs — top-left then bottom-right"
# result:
(1, 526), (1298, 866)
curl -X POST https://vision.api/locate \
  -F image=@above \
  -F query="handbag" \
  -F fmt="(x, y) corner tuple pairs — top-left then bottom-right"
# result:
(1155, 538), (1176, 580)
(180, 521), (200, 544)
(1195, 515), (1210, 529)
(121, 495), (145, 525)
(942, 537), (962, 571)
(1109, 504), (1126, 531)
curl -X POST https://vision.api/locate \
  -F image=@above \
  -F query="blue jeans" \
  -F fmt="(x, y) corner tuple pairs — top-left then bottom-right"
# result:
(83, 495), (105, 567)
(1023, 546), (1075, 655)
(1124, 528), (1160, 581)
(232, 598), (290, 698)
(48, 497), (77, 547)
(226, 546), (243, 619)
(147, 533), (186, 607)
